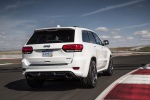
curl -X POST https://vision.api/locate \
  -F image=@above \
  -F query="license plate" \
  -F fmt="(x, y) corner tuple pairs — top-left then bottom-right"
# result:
(42, 51), (53, 57)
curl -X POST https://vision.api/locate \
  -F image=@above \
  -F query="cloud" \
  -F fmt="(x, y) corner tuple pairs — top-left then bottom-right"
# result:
(1, 0), (40, 13)
(4, 4), (19, 10)
(133, 30), (149, 35)
(127, 37), (134, 40)
(0, 41), (4, 43)
(110, 29), (121, 34)
(113, 35), (122, 39)
(96, 27), (118, 34)
(133, 30), (150, 40)
(142, 34), (150, 38)
(110, 31), (117, 34)
(0, 17), (37, 51)
(82, 0), (145, 16)
(0, 32), (27, 50)
(95, 27), (109, 32)
(140, 39), (150, 41)
(118, 23), (150, 30)
(0, 16), (36, 32)
(101, 36), (110, 39)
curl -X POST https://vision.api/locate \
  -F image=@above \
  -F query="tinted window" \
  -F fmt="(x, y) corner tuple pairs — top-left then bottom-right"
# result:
(27, 29), (75, 44)
(82, 31), (90, 42)
(93, 33), (103, 45)
(87, 31), (96, 44)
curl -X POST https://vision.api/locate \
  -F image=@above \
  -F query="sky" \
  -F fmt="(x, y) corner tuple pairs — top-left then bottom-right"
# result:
(0, 0), (150, 51)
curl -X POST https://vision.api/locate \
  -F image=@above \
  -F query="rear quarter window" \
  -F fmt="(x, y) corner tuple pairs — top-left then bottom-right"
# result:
(27, 29), (75, 45)
(82, 31), (90, 42)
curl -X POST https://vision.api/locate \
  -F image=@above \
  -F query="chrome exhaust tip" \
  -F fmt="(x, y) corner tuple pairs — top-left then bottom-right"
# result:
(65, 73), (73, 79)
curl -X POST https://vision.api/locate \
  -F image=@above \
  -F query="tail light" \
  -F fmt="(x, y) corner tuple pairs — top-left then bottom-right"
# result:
(62, 44), (83, 52)
(22, 46), (33, 54)
(73, 67), (80, 70)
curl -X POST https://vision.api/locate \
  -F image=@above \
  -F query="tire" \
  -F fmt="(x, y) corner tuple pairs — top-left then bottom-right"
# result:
(103, 56), (113, 76)
(26, 78), (44, 88)
(82, 60), (97, 88)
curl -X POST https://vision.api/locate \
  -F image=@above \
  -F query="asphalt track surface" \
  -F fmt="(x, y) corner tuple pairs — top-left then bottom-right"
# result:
(0, 55), (150, 100)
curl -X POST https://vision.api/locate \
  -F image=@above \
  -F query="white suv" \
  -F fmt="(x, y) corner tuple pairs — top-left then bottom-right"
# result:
(22, 26), (113, 88)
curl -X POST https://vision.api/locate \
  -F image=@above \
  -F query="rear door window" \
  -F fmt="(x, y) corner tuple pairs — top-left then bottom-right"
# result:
(87, 31), (97, 44)
(93, 33), (103, 45)
(27, 29), (75, 44)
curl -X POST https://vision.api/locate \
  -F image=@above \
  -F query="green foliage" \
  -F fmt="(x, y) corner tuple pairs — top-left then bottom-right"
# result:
(139, 47), (150, 52)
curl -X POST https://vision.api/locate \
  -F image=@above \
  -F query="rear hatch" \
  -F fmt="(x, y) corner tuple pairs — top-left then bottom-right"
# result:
(23, 28), (75, 65)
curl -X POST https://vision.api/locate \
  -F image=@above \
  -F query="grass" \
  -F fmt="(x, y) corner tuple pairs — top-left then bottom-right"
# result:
(138, 46), (150, 52)
(110, 46), (150, 52)
(110, 47), (132, 51)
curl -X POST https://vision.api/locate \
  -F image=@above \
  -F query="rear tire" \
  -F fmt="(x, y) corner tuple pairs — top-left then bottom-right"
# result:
(103, 56), (113, 76)
(26, 78), (44, 88)
(82, 60), (97, 88)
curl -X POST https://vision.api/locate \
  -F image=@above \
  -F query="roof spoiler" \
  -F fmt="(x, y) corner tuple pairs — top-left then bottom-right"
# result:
(57, 25), (61, 28)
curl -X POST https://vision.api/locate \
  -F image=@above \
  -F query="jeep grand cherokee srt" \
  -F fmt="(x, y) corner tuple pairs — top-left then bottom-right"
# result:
(22, 26), (113, 88)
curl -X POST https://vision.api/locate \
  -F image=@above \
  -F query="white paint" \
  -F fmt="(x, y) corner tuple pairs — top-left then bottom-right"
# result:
(121, 75), (150, 84)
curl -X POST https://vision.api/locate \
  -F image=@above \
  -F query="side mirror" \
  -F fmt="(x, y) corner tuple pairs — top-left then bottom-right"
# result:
(103, 40), (109, 45)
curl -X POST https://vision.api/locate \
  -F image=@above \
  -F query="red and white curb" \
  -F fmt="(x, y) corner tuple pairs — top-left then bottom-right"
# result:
(96, 64), (150, 100)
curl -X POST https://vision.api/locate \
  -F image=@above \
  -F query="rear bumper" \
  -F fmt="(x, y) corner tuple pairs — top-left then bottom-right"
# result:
(25, 71), (76, 80)
(22, 57), (90, 78)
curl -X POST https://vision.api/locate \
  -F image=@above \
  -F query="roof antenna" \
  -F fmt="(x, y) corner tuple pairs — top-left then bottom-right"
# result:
(57, 25), (60, 28)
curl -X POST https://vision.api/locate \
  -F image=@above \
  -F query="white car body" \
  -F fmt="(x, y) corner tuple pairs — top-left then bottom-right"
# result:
(22, 26), (113, 88)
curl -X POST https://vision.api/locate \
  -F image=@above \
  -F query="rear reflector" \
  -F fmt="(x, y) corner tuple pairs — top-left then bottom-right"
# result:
(62, 44), (83, 52)
(73, 67), (80, 70)
(22, 46), (33, 54)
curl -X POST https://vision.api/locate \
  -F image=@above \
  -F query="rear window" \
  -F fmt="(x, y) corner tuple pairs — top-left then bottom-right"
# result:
(27, 29), (75, 45)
